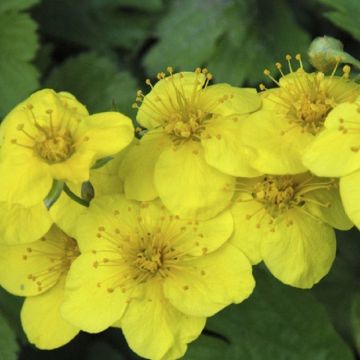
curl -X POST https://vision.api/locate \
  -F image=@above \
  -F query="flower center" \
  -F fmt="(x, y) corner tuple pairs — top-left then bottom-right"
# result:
(22, 232), (80, 293)
(134, 67), (213, 142)
(252, 176), (297, 212)
(34, 131), (74, 163)
(135, 247), (163, 274)
(10, 105), (78, 163)
(236, 173), (335, 227)
(262, 54), (354, 135)
(293, 93), (333, 128)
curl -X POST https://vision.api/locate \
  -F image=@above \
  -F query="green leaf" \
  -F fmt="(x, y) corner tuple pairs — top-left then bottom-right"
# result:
(208, 0), (310, 85)
(0, 9), (39, 117)
(0, 312), (19, 360)
(318, 0), (360, 41)
(33, 0), (157, 52)
(185, 269), (353, 360)
(143, 0), (228, 74)
(0, 0), (39, 13)
(312, 228), (360, 348)
(44, 52), (138, 116)
(351, 294), (360, 354)
(0, 288), (25, 343)
(90, 0), (163, 11)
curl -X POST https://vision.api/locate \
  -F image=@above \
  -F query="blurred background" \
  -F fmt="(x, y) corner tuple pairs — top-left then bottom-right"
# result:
(0, 0), (360, 359)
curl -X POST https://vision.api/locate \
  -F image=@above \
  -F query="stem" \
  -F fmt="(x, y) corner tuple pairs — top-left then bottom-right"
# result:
(63, 184), (90, 207)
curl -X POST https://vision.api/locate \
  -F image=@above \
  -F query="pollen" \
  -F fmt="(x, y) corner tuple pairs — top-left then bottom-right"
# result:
(263, 54), (359, 135)
(134, 67), (218, 143)
(11, 105), (76, 163)
(236, 173), (336, 223)
(22, 230), (80, 293)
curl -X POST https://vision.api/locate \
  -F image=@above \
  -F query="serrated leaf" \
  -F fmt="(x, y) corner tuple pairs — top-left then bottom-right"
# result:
(44, 52), (137, 116)
(33, 0), (155, 52)
(185, 269), (353, 360)
(0, 0), (39, 13)
(208, 0), (310, 85)
(143, 0), (229, 74)
(0, 11), (39, 117)
(318, 0), (360, 41)
(0, 312), (19, 360)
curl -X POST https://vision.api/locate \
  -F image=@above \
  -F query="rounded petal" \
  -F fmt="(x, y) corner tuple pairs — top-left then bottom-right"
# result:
(75, 195), (139, 253)
(49, 183), (85, 238)
(121, 131), (171, 201)
(0, 160), (52, 207)
(340, 170), (360, 228)
(241, 110), (313, 174)
(230, 199), (272, 264)
(120, 279), (205, 360)
(21, 276), (79, 349)
(201, 114), (262, 177)
(303, 129), (360, 177)
(261, 209), (336, 289)
(154, 142), (235, 219)
(305, 185), (353, 230)
(61, 254), (131, 333)
(163, 243), (255, 317)
(173, 210), (234, 257)
(199, 84), (261, 115)
(76, 112), (134, 159)
(0, 237), (64, 296)
(0, 202), (52, 245)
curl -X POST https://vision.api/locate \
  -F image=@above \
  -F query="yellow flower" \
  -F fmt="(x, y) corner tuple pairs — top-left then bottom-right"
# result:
(50, 142), (135, 237)
(121, 68), (262, 219)
(303, 98), (360, 227)
(239, 54), (360, 174)
(0, 225), (80, 349)
(230, 172), (352, 288)
(61, 195), (254, 359)
(0, 89), (134, 207)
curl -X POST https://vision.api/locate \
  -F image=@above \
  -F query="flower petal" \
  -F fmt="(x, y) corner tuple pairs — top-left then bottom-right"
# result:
(303, 129), (360, 177)
(261, 209), (336, 288)
(0, 234), (64, 296)
(75, 195), (139, 253)
(200, 84), (261, 115)
(0, 202), (52, 245)
(120, 279), (205, 360)
(340, 170), (360, 228)
(173, 210), (234, 257)
(49, 183), (85, 238)
(305, 185), (353, 230)
(0, 159), (52, 207)
(21, 276), (79, 349)
(76, 112), (134, 159)
(230, 199), (271, 264)
(121, 131), (170, 201)
(61, 253), (132, 333)
(154, 141), (235, 219)
(163, 243), (255, 317)
(241, 110), (312, 174)
(201, 114), (261, 177)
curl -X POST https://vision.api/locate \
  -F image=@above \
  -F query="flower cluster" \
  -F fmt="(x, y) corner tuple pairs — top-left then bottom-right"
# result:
(0, 57), (358, 359)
